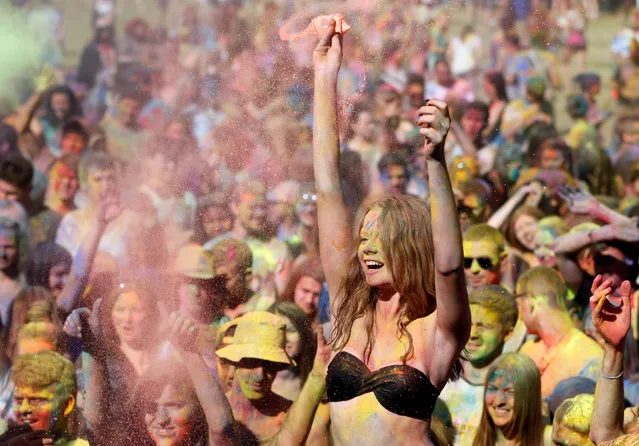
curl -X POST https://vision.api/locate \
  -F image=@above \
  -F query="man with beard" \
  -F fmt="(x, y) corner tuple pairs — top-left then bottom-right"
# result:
(12, 350), (88, 445)
(204, 180), (291, 298)
(438, 285), (518, 445)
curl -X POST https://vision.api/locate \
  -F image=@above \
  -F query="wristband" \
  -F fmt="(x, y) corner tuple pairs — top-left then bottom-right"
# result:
(602, 369), (624, 380)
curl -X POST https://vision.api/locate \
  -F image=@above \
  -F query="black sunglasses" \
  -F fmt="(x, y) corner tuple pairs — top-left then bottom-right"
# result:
(463, 257), (494, 270)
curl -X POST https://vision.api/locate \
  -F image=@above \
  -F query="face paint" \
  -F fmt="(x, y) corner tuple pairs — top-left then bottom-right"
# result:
(235, 359), (279, 400)
(14, 385), (65, 433)
(485, 369), (515, 428)
(358, 207), (392, 288)
(467, 305), (507, 367)
(145, 384), (196, 446)
(552, 420), (593, 446)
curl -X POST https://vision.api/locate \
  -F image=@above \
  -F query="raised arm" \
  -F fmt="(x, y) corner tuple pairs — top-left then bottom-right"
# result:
(275, 326), (331, 446)
(167, 313), (236, 446)
(57, 196), (122, 313)
(312, 24), (351, 304)
(553, 219), (639, 254)
(487, 185), (534, 229)
(590, 276), (630, 444)
(559, 187), (630, 225)
(418, 101), (471, 387)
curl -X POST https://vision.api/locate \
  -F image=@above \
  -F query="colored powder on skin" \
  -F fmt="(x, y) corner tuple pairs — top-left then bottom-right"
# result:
(279, 13), (352, 42)
(0, 5), (43, 114)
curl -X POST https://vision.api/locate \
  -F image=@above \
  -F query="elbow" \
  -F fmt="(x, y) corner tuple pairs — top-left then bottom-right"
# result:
(590, 427), (622, 445)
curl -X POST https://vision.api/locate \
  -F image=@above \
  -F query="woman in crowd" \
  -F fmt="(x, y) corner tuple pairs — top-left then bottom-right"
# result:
(268, 301), (317, 401)
(483, 71), (509, 143)
(25, 241), (72, 301)
(313, 22), (470, 445)
(472, 353), (544, 446)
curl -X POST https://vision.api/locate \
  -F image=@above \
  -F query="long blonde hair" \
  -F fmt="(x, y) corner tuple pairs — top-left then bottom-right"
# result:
(473, 353), (544, 446)
(330, 195), (436, 364)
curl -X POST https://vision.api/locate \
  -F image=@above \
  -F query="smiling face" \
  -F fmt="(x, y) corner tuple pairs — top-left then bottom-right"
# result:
(14, 384), (67, 432)
(111, 291), (146, 346)
(235, 359), (280, 400)
(235, 193), (267, 237)
(467, 304), (508, 367)
(514, 215), (539, 251)
(359, 207), (393, 289)
(485, 370), (515, 428)
(52, 164), (79, 202)
(145, 384), (196, 446)
(293, 276), (322, 318)
(463, 240), (502, 291)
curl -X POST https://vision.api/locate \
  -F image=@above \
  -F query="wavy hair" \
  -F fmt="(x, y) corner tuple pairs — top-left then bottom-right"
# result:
(473, 353), (544, 446)
(330, 195), (436, 364)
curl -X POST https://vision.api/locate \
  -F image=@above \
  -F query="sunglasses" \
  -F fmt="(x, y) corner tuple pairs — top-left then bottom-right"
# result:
(463, 257), (495, 270)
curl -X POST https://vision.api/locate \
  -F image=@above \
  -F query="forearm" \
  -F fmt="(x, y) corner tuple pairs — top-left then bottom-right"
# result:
(83, 354), (108, 430)
(589, 202), (629, 225)
(57, 220), (105, 312)
(450, 121), (477, 158)
(13, 92), (43, 134)
(591, 343), (625, 444)
(487, 189), (526, 229)
(276, 372), (326, 446)
(180, 351), (235, 441)
(313, 75), (341, 195)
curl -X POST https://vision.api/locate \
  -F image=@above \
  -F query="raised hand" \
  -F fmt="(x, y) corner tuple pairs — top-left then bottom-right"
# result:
(558, 186), (598, 215)
(312, 20), (343, 80)
(311, 325), (332, 376)
(416, 100), (451, 158)
(590, 275), (632, 348)
(97, 194), (124, 229)
(167, 312), (200, 353)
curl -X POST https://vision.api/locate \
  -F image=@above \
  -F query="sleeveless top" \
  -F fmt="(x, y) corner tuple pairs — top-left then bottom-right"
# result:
(326, 351), (440, 421)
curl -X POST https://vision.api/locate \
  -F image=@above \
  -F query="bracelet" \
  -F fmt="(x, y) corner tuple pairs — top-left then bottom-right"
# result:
(603, 369), (624, 380)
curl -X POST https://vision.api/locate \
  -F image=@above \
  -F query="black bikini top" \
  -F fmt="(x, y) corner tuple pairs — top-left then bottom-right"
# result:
(326, 351), (440, 421)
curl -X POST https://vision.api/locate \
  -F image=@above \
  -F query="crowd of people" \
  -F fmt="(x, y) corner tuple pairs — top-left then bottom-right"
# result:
(0, 0), (638, 444)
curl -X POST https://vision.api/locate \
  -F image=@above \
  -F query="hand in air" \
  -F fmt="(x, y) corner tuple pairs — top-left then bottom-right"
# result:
(311, 325), (332, 377)
(416, 100), (451, 158)
(590, 274), (632, 348)
(97, 194), (124, 229)
(558, 186), (598, 215)
(167, 312), (200, 353)
(312, 20), (342, 79)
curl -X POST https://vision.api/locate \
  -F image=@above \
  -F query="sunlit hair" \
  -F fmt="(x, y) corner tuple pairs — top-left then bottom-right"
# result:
(331, 195), (436, 364)
(97, 284), (160, 351)
(473, 353), (543, 446)
(553, 394), (594, 442)
(268, 301), (316, 382)
(469, 285), (518, 331)
(516, 266), (567, 309)
(504, 205), (545, 252)
(129, 359), (207, 446)
(17, 321), (59, 354)
(538, 216), (569, 238)
(464, 224), (506, 255)
(13, 350), (76, 402)
(279, 256), (324, 305)
(6, 286), (59, 360)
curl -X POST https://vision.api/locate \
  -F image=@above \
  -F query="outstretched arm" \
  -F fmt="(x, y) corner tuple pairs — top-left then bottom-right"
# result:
(590, 276), (630, 444)
(57, 196), (122, 313)
(418, 101), (471, 388)
(487, 185), (533, 229)
(312, 23), (351, 308)
(275, 327), (331, 446)
(167, 313), (236, 446)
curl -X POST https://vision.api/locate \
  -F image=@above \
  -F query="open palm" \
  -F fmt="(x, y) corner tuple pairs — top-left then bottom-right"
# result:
(590, 275), (632, 348)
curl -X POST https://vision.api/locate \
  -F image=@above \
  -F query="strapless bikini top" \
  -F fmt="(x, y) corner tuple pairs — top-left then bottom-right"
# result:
(325, 351), (439, 421)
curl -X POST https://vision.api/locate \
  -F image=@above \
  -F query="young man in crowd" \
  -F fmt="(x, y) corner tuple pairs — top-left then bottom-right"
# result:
(13, 350), (88, 445)
(516, 266), (603, 398)
(55, 152), (136, 266)
(438, 285), (518, 445)
(210, 238), (275, 319)
(377, 151), (410, 196)
(217, 311), (328, 445)
(204, 180), (291, 298)
(462, 223), (507, 292)
(0, 154), (61, 248)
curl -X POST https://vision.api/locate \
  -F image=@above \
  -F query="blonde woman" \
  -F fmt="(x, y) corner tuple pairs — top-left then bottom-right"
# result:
(312, 21), (470, 445)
